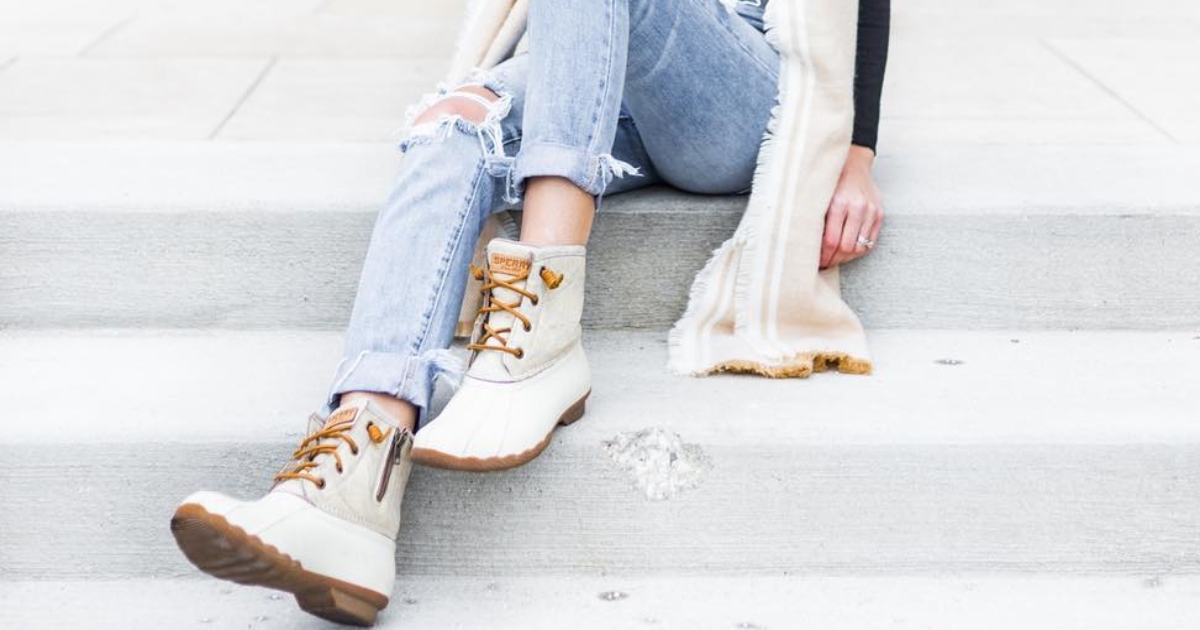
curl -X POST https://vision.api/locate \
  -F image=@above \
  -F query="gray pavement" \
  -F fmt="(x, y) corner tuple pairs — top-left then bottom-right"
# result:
(1, 0), (1198, 150)
(5, 331), (1200, 580)
(4, 576), (1199, 629)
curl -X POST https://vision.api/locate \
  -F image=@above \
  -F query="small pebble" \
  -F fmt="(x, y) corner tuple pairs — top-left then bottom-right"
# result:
(1010, 339), (1020, 344)
(598, 591), (628, 602)
(267, 594), (282, 601)
(935, 358), (964, 366)
(735, 623), (765, 630)
(198, 619), (213, 625)
(253, 615), (270, 622)
(1143, 576), (1163, 589)
(404, 597), (419, 605)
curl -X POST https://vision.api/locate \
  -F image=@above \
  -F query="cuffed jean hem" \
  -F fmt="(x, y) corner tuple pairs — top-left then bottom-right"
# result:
(323, 348), (466, 417)
(511, 141), (642, 201)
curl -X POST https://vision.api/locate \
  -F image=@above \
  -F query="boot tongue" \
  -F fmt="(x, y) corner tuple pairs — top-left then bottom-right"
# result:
(487, 238), (534, 278)
(324, 398), (402, 432)
(321, 404), (360, 430)
(275, 403), (365, 498)
(479, 239), (535, 348)
(471, 239), (536, 376)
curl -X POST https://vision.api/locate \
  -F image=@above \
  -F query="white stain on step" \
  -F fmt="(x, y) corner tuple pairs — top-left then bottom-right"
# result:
(604, 427), (710, 500)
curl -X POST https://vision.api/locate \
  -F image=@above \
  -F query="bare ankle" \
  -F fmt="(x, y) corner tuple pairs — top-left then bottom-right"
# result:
(520, 176), (594, 246)
(340, 392), (418, 431)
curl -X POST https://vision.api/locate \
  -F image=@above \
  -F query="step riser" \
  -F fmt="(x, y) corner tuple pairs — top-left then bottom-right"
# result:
(5, 443), (1198, 579)
(4, 207), (1199, 330)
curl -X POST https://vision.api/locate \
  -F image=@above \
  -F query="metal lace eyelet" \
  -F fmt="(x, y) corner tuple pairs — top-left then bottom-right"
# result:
(316, 479), (326, 489)
(523, 322), (532, 332)
(531, 296), (539, 306)
(515, 348), (525, 359)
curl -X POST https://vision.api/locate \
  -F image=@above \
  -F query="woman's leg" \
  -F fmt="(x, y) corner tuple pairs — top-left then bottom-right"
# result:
(171, 54), (661, 624)
(516, 0), (778, 207)
(325, 97), (511, 429)
(410, 0), (777, 471)
(331, 53), (660, 428)
(620, 0), (780, 193)
(338, 84), (509, 430)
(407, 43), (668, 469)
(511, 0), (638, 248)
(169, 83), (526, 625)
(343, 0), (777, 434)
(510, 0), (778, 247)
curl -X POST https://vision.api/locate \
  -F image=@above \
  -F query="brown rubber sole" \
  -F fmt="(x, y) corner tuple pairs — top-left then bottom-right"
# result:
(411, 390), (589, 472)
(170, 503), (389, 627)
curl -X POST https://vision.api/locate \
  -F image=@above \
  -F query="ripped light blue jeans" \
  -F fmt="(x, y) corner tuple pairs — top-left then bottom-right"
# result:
(325, 0), (779, 415)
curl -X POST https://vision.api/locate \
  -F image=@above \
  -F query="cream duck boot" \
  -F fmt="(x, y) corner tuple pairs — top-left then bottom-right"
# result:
(412, 238), (591, 471)
(170, 399), (414, 627)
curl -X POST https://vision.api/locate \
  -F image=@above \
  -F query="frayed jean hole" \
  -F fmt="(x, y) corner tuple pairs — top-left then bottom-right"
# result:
(400, 83), (508, 147)
(463, 67), (511, 98)
(413, 94), (493, 126)
(489, 156), (522, 205)
(485, 154), (515, 178)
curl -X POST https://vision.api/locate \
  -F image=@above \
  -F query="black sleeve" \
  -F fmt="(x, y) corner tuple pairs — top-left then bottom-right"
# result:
(852, 0), (890, 152)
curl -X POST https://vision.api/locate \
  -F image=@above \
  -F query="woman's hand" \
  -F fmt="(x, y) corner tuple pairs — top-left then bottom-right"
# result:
(821, 145), (884, 269)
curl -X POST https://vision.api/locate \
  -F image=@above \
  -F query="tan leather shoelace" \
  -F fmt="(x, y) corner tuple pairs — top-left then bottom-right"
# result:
(467, 263), (562, 358)
(274, 418), (361, 488)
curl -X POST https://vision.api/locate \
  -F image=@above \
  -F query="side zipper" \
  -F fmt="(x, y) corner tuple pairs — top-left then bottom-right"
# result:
(376, 429), (412, 502)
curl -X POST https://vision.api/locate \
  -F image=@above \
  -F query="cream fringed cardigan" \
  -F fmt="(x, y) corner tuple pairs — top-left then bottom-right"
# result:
(447, 0), (872, 378)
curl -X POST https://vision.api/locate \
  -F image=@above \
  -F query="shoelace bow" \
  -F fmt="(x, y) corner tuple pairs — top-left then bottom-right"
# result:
(467, 263), (563, 359)
(273, 419), (391, 488)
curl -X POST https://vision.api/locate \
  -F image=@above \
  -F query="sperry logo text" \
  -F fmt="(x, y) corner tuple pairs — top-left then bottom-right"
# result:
(324, 407), (357, 429)
(489, 253), (531, 276)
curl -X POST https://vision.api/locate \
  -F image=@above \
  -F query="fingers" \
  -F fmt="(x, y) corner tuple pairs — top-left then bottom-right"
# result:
(869, 202), (884, 243)
(856, 211), (877, 256)
(821, 202), (847, 269)
(827, 199), (886, 267)
(822, 168), (885, 269)
(832, 207), (866, 267)
(868, 211), (883, 251)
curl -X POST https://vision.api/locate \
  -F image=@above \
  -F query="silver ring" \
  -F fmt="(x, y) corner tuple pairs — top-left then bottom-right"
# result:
(856, 235), (875, 249)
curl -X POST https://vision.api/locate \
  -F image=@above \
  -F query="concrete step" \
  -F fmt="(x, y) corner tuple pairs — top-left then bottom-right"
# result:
(3, 329), (1198, 580)
(2, 576), (1197, 629)
(3, 141), (1200, 330)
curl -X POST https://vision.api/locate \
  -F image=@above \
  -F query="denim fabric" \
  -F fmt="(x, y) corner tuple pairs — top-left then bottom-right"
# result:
(325, 0), (780, 415)
(733, 0), (768, 32)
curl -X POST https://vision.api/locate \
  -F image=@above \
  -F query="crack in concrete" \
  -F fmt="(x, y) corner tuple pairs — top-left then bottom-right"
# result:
(1040, 38), (1178, 144)
(208, 56), (278, 141)
(78, 15), (136, 58)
